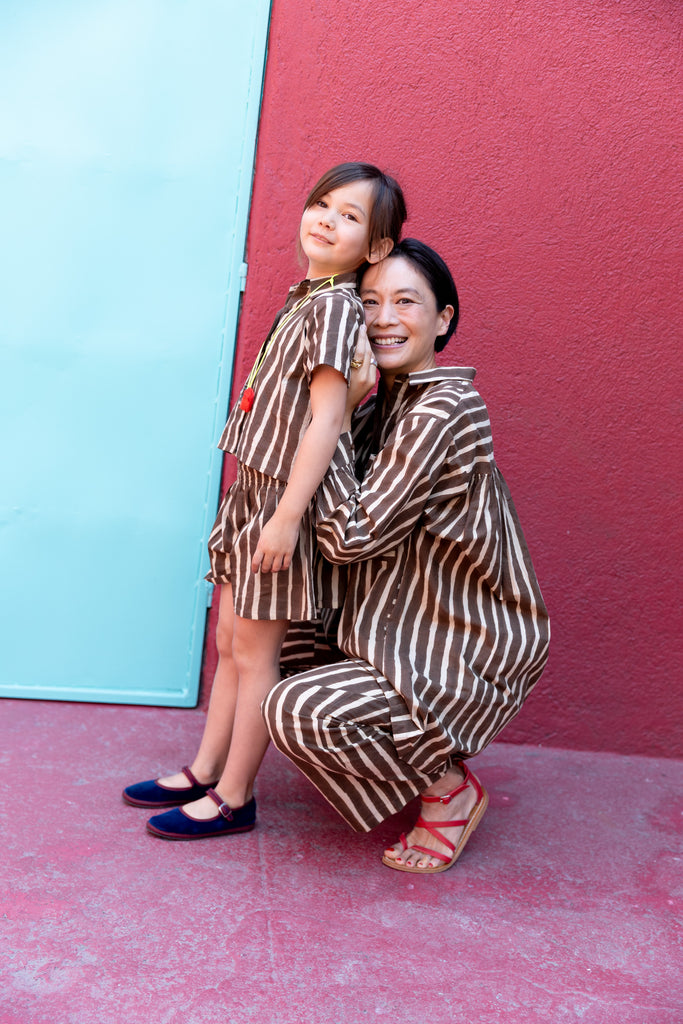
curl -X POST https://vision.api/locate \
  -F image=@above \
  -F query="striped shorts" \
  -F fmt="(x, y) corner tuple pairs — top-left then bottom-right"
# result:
(263, 660), (447, 832)
(206, 463), (318, 621)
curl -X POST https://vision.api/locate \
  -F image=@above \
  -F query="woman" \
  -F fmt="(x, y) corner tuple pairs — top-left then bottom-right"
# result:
(263, 239), (550, 874)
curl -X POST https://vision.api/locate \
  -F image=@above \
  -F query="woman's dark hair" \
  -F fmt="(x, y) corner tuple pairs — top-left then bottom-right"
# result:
(373, 238), (460, 351)
(304, 162), (407, 253)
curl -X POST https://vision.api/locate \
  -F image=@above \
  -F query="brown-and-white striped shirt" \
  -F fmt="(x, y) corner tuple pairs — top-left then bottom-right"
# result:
(315, 367), (550, 772)
(219, 272), (363, 482)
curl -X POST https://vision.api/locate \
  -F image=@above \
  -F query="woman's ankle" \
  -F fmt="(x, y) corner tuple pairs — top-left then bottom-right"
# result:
(421, 763), (465, 800)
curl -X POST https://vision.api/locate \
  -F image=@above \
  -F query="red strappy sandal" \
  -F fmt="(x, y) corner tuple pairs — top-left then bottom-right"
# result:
(382, 761), (489, 874)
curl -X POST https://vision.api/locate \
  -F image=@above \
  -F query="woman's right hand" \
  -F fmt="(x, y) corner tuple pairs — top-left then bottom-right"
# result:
(344, 327), (377, 430)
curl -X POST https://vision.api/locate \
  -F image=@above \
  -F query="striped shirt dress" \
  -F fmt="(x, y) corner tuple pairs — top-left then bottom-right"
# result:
(206, 272), (362, 621)
(263, 367), (550, 831)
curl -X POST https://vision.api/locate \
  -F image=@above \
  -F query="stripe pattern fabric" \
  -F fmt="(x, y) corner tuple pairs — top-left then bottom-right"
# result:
(219, 272), (362, 483)
(264, 661), (440, 831)
(206, 272), (362, 618)
(206, 465), (318, 620)
(264, 367), (550, 830)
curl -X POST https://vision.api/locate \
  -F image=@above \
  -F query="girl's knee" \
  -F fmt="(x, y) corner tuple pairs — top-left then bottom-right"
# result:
(215, 618), (234, 659)
(215, 584), (236, 659)
(232, 618), (288, 675)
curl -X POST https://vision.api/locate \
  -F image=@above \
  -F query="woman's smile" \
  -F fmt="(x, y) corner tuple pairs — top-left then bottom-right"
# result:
(369, 334), (407, 349)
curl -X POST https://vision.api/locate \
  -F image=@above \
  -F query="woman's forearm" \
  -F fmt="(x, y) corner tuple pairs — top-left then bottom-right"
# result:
(316, 411), (452, 564)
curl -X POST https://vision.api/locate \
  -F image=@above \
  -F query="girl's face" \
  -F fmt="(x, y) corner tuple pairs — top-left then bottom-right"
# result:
(300, 179), (377, 279)
(360, 257), (453, 387)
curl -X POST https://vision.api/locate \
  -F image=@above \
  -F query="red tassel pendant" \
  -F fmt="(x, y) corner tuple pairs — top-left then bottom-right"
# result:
(240, 387), (255, 412)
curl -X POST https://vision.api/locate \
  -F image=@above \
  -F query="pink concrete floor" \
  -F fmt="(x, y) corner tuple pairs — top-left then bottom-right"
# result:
(2, 698), (681, 1024)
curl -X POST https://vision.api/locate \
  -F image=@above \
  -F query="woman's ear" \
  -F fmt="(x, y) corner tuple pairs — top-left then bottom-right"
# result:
(436, 304), (455, 336)
(367, 237), (394, 264)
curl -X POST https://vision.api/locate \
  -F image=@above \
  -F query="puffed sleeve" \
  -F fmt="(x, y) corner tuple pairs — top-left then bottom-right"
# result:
(302, 292), (363, 383)
(316, 400), (456, 563)
(316, 386), (496, 564)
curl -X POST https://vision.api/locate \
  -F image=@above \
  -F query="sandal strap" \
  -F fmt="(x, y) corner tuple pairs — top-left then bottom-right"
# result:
(414, 816), (457, 857)
(409, 842), (452, 865)
(409, 779), (484, 861)
(421, 760), (485, 806)
(421, 779), (468, 804)
(416, 815), (468, 830)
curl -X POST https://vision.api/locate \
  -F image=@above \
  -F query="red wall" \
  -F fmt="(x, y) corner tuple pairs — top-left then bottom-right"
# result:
(203, 0), (682, 758)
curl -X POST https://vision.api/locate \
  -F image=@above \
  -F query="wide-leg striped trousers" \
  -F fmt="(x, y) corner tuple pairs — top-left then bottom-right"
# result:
(263, 659), (445, 832)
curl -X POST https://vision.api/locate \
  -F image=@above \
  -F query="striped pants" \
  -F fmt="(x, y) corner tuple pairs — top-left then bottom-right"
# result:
(263, 659), (447, 832)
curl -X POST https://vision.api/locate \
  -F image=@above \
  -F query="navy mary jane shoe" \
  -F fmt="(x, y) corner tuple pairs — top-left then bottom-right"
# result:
(122, 766), (219, 808)
(146, 788), (257, 840)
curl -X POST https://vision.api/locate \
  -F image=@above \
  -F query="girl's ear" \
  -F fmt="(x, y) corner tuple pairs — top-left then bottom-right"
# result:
(436, 305), (455, 336)
(367, 237), (394, 264)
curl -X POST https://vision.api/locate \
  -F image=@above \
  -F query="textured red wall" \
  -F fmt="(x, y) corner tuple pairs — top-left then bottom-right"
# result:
(203, 0), (682, 757)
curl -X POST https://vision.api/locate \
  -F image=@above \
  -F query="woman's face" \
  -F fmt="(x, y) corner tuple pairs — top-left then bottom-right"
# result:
(360, 257), (453, 386)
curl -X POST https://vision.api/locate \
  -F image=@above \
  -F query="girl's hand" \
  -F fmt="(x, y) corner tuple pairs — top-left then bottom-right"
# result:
(251, 510), (300, 573)
(345, 327), (377, 429)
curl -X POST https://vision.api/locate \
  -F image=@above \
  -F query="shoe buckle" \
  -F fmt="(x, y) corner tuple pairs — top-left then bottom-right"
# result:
(217, 802), (233, 821)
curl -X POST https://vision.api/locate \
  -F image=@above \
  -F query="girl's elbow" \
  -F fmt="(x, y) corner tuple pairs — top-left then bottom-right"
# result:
(312, 408), (346, 437)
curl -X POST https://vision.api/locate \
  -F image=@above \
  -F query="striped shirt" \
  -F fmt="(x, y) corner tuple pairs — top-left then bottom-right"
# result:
(219, 272), (363, 482)
(315, 367), (550, 773)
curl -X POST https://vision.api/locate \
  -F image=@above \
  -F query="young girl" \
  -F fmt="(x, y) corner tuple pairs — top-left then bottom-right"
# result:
(123, 162), (407, 839)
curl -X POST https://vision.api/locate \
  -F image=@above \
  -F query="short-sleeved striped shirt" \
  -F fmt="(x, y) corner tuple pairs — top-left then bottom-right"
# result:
(219, 272), (363, 482)
(315, 367), (550, 772)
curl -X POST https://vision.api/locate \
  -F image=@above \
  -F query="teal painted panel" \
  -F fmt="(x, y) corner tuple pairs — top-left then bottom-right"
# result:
(0, 0), (271, 705)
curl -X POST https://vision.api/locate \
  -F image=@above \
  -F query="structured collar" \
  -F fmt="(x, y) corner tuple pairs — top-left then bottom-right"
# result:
(289, 271), (358, 296)
(407, 366), (476, 384)
(389, 366), (477, 389)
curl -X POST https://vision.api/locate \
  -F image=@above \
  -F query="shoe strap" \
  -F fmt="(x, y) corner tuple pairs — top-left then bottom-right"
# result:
(421, 761), (484, 805)
(181, 765), (201, 787)
(408, 842), (451, 866)
(413, 819), (456, 859)
(395, 815), (467, 867)
(206, 788), (234, 821)
(416, 814), (468, 831)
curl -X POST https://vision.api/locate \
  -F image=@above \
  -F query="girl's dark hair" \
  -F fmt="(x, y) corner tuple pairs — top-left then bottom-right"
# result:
(381, 238), (460, 351)
(304, 162), (407, 253)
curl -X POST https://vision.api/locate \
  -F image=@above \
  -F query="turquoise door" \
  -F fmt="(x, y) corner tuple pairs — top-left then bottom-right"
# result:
(0, 1), (271, 705)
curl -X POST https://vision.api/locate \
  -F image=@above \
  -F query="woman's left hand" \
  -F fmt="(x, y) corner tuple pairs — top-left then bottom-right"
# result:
(345, 328), (377, 429)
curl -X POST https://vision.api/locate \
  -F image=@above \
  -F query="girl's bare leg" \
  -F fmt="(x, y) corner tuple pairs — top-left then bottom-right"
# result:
(157, 584), (239, 789)
(179, 614), (289, 819)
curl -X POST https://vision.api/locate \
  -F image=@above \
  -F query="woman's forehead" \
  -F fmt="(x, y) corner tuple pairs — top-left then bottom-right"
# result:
(361, 256), (430, 294)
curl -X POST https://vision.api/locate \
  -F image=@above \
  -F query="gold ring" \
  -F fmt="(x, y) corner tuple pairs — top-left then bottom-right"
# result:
(350, 358), (363, 369)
